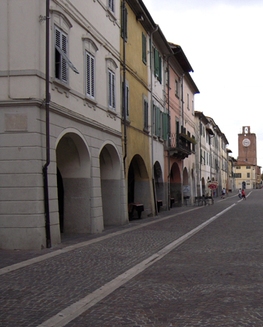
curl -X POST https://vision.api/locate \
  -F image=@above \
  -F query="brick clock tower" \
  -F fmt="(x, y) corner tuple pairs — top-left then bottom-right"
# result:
(237, 126), (257, 165)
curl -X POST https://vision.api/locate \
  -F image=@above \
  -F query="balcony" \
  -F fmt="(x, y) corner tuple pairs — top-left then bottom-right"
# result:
(168, 132), (195, 159)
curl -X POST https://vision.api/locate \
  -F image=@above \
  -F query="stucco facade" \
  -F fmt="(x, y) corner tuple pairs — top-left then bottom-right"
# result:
(0, 0), (127, 249)
(1, 0), (249, 250)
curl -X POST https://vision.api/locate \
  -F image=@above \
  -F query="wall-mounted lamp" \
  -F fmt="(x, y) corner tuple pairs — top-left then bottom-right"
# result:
(136, 15), (144, 22)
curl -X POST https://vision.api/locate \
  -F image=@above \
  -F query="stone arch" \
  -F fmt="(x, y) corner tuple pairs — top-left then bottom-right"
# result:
(154, 161), (164, 212)
(170, 162), (182, 207)
(128, 155), (152, 219)
(183, 167), (190, 198)
(99, 142), (122, 226)
(201, 177), (206, 196)
(56, 131), (91, 234)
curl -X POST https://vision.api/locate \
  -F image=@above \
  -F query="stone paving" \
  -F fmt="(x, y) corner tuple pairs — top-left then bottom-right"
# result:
(1, 190), (263, 326)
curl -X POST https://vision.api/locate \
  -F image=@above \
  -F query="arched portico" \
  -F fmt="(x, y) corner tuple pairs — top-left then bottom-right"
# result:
(128, 155), (153, 219)
(170, 162), (182, 207)
(154, 161), (164, 199)
(99, 143), (123, 226)
(183, 167), (190, 197)
(56, 132), (91, 234)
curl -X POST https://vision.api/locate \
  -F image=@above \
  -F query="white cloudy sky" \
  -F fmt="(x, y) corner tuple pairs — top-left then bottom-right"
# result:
(143, 0), (263, 167)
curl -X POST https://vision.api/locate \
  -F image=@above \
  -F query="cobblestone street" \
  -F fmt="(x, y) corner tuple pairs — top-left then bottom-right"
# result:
(1, 190), (263, 327)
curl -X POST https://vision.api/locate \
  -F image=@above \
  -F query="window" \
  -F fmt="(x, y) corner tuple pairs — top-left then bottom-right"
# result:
(246, 166), (251, 169)
(143, 99), (148, 131)
(122, 81), (129, 118)
(247, 173), (250, 178)
(153, 48), (162, 83)
(200, 123), (206, 138)
(109, 0), (114, 12)
(236, 166), (241, 169)
(108, 69), (116, 109)
(187, 93), (189, 109)
(121, 2), (127, 40)
(175, 80), (179, 97)
(142, 33), (147, 64)
(55, 27), (68, 83)
(234, 173), (242, 178)
(153, 104), (162, 137)
(192, 135), (196, 152)
(86, 52), (95, 98)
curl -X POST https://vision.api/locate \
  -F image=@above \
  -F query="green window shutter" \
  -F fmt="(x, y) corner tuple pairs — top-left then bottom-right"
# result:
(155, 107), (161, 136)
(154, 48), (159, 77)
(158, 55), (162, 83)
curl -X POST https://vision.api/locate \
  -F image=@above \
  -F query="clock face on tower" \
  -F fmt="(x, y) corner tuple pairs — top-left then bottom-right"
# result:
(242, 138), (251, 147)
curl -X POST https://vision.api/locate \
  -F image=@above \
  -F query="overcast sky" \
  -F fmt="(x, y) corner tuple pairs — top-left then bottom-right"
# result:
(143, 0), (263, 168)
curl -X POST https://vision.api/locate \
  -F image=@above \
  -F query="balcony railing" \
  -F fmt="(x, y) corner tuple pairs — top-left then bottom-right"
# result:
(167, 132), (195, 159)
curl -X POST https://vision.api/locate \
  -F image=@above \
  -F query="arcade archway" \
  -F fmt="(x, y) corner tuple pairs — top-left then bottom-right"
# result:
(100, 143), (122, 226)
(56, 132), (91, 234)
(170, 162), (182, 207)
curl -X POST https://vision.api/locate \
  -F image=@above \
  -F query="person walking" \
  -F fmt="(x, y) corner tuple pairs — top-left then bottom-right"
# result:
(241, 189), (246, 200)
(238, 188), (242, 199)
(221, 187), (226, 199)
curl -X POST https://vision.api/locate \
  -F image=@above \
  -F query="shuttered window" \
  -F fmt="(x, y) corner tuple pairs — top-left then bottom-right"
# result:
(108, 69), (116, 109)
(144, 99), (148, 130)
(55, 27), (68, 83)
(122, 81), (129, 117)
(121, 3), (127, 40)
(86, 52), (95, 98)
(109, 0), (114, 12)
(142, 33), (147, 64)
(154, 48), (162, 83)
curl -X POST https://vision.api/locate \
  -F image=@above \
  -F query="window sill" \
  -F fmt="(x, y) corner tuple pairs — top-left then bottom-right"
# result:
(106, 8), (117, 24)
(51, 79), (71, 96)
(84, 96), (97, 107)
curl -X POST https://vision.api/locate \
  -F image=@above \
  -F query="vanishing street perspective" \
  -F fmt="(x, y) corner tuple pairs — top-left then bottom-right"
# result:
(1, 190), (263, 326)
(1, 0), (263, 326)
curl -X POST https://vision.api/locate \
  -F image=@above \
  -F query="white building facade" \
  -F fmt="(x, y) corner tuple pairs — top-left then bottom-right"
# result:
(0, 0), (127, 250)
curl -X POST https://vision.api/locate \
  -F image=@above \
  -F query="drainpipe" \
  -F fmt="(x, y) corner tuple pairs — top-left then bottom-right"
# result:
(150, 25), (159, 216)
(199, 117), (202, 196)
(180, 74), (184, 203)
(42, 0), (51, 248)
(122, 0), (127, 175)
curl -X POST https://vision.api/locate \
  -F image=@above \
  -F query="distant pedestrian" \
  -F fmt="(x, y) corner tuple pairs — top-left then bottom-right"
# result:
(241, 189), (246, 200)
(238, 188), (242, 199)
(221, 188), (226, 199)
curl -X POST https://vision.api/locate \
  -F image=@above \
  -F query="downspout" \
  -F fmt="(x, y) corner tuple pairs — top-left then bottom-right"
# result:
(42, 0), (51, 248)
(199, 117), (202, 196)
(150, 25), (159, 216)
(122, 0), (127, 174)
(180, 74), (184, 204)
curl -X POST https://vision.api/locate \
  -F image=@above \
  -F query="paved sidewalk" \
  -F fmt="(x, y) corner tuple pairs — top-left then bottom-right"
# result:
(0, 195), (227, 269)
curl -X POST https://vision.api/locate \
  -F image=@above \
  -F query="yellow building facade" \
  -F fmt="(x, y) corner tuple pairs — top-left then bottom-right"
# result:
(121, 1), (155, 218)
